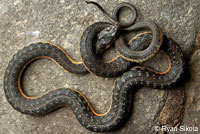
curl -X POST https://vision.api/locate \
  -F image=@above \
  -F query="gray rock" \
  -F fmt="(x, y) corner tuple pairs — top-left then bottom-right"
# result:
(0, 0), (200, 134)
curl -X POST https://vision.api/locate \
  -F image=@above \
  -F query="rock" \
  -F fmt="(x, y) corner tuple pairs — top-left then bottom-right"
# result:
(0, 0), (200, 134)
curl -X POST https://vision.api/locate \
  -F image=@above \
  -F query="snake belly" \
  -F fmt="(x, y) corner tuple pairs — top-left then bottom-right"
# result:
(4, 32), (185, 132)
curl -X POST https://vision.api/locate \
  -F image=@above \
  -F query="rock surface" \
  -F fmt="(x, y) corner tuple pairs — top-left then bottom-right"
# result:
(0, 0), (200, 134)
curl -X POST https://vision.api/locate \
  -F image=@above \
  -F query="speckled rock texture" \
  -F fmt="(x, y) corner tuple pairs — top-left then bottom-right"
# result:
(0, 0), (200, 134)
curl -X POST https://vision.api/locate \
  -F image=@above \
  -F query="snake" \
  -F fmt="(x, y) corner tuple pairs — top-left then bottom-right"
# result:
(4, 31), (185, 132)
(80, 1), (163, 77)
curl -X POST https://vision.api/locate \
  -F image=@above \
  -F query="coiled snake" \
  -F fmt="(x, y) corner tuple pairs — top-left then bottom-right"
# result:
(3, 1), (185, 132)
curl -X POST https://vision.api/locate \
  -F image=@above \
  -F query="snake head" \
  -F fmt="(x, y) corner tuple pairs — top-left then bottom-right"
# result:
(96, 25), (119, 55)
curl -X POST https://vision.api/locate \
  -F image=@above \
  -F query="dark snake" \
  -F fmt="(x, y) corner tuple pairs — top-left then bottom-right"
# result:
(3, 1), (186, 132)
(82, 2), (163, 77)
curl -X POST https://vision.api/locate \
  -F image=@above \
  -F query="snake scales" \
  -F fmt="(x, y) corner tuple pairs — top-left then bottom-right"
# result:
(3, 1), (186, 132)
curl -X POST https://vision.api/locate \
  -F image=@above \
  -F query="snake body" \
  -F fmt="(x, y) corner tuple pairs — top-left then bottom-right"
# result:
(116, 21), (163, 62)
(3, 1), (186, 132)
(4, 32), (185, 131)
(11, 42), (88, 74)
